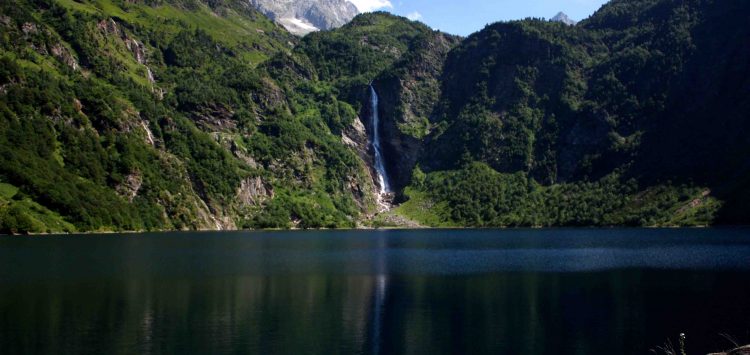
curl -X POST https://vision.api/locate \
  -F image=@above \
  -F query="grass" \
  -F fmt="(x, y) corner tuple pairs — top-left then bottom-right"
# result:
(392, 187), (456, 227)
(54, 0), (289, 65)
(0, 182), (19, 200)
(0, 182), (77, 234)
(9, 199), (77, 233)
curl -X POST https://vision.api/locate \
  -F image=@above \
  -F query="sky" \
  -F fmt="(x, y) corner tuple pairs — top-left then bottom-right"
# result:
(348, 0), (611, 36)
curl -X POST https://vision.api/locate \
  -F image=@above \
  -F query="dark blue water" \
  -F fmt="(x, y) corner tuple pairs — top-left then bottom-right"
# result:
(1, 228), (749, 354)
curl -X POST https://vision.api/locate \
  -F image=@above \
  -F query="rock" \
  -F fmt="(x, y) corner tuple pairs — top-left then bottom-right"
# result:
(97, 18), (120, 37)
(236, 176), (273, 206)
(256, 77), (286, 112)
(50, 43), (79, 70)
(0, 15), (12, 27)
(124, 37), (147, 64)
(192, 104), (236, 131)
(73, 98), (83, 112)
(250, 0), (358, 36)
(551, 12), (576, 26)
(21, 22), (38, 35)
(341, 116), (380, 210)
(116, 171), (143, 202)
(342, 116), (368, 152)
(342, 117), (374, 171)
(213, 215), (237, 231)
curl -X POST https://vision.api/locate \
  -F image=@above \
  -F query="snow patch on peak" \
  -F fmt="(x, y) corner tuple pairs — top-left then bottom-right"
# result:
(250, 0), (358, 36)
(279, 17), (320, 35)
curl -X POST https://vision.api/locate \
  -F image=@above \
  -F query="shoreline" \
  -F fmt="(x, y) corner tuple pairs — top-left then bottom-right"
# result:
(3, 224), (749, 237)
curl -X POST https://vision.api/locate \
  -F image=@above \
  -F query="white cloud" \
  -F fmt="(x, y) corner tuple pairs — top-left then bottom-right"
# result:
(348, 0), (393, 13)
(406, 11), (422, 21)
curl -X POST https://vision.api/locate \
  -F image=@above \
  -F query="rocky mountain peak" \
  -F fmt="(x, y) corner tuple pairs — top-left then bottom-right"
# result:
(551, 11), (576, 26)
(250, 0), (359, 36)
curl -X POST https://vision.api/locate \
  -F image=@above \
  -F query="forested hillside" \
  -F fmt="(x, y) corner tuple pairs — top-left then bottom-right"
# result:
(0, 0), (381, 233)
(1, 0), (748, 233)
(393, 0), (750, 227)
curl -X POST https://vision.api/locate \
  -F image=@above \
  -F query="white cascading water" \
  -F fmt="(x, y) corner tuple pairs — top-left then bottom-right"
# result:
(369, 85), (392, 209)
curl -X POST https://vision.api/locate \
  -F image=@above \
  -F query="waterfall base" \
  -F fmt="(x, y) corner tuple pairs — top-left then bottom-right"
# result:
(376, 191), (395, 213)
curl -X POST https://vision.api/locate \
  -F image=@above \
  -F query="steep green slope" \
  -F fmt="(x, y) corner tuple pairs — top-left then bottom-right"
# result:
(297, 12), (438, 88)
(388, 0), (749, 226)
(424, 20), (601, 182)
(0, 0), (378, 233)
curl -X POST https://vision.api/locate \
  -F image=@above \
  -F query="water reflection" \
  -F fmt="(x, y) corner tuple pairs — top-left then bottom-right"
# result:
(0, 229), (749, 355)
(369, 232), (389, 355)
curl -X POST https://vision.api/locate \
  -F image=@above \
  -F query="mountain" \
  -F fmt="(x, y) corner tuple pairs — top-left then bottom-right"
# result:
(1, 0), (749, 234)
(391, 0), (750, 227)
(550, 12), (576, 25)
(250, 0), (359, 35)
(0, 0), (379, 233)
(296, 12), (462, 191)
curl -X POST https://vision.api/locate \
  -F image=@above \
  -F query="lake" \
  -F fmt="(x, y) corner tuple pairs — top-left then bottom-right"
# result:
(1, 228), (749, 354)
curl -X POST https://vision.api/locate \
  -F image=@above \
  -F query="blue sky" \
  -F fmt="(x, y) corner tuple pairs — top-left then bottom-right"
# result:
(348, 0), (611, 36)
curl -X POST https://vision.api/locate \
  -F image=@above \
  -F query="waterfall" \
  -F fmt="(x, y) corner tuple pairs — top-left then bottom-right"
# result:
(369, 85), (392, 195)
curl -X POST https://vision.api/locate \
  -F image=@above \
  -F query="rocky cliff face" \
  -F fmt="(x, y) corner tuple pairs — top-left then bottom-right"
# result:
(250, 0), (358, 35)
(373, 32), (461, 192)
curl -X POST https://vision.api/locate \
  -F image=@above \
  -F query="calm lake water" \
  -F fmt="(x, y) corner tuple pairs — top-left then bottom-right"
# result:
(1, 228), (749, 354)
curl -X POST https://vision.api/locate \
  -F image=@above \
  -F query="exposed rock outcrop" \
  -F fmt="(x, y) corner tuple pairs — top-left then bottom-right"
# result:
(342, 116), (378, 211)
(21, 22), (38, 36)
(250, 0), (358, 35)
(192, 105), (236, 131)
(50, 43), (79, 70)
(343, 116), (370, 165)
(116, 171), (143, 202)
(97, 18), (121, 37)
(237, 176), (274, 206)
(124, 37), (147, 64)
